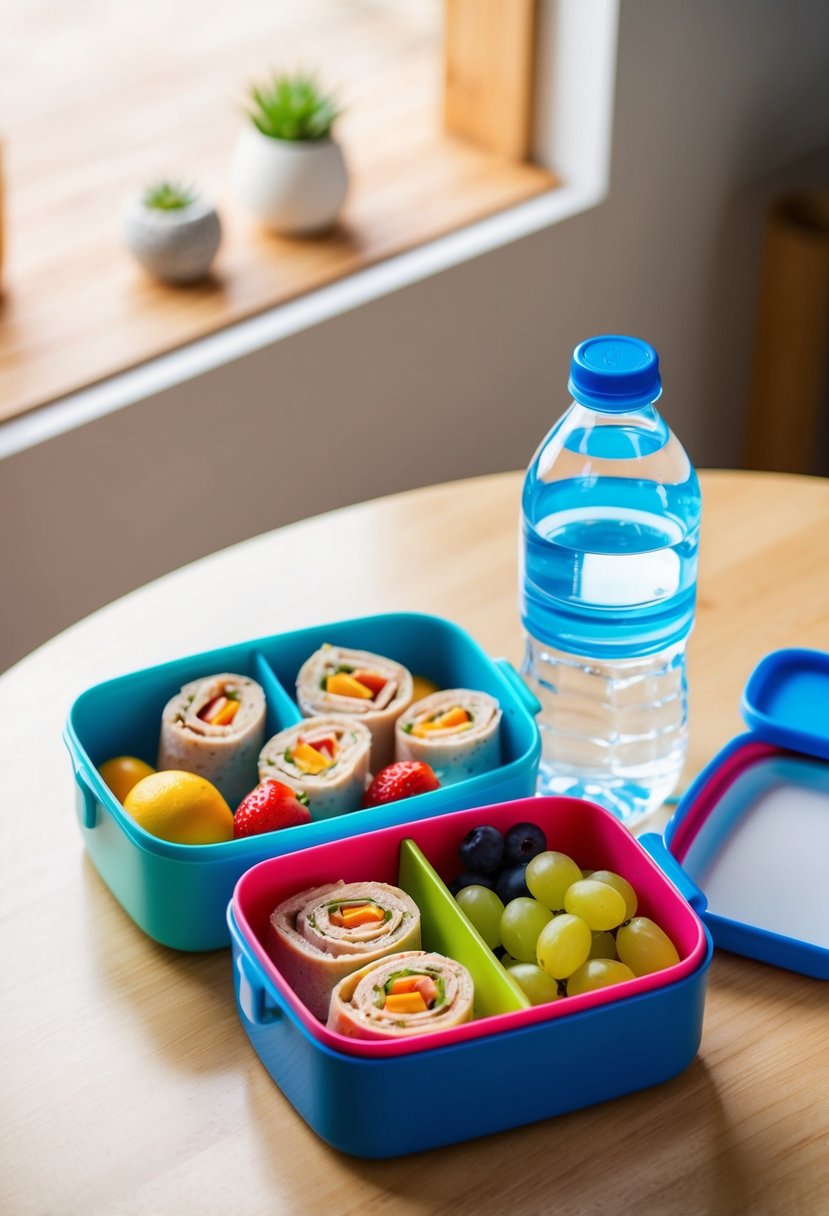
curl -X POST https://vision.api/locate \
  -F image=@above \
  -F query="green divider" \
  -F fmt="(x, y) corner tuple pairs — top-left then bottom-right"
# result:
(398, 838), (531, 1017)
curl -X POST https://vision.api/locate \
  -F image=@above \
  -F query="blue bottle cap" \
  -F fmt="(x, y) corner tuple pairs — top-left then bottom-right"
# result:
(568, 335), (662, 411)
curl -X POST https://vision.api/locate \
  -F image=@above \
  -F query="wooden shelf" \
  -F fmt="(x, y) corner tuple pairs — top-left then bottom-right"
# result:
(0, 0), (556, 425)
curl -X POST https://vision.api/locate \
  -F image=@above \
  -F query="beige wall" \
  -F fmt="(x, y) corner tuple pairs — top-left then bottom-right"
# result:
(1, 0), (827, 671)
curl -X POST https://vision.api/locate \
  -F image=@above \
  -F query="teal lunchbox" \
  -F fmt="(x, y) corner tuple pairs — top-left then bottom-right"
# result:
(63, 613), (541, 950)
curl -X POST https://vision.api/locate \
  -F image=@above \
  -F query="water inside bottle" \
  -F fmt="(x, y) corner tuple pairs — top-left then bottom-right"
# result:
(538, 506), (682, 603)
(520, 477), (699, 823)
(521, 477), (699, 658)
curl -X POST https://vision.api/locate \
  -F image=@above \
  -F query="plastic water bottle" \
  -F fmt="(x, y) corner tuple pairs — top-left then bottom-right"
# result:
(519, 335), (701, 825)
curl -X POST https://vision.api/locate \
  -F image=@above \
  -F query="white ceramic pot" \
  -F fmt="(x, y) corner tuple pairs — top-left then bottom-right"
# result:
(121, 195), (221, 284)
(231, 127), (349, 235)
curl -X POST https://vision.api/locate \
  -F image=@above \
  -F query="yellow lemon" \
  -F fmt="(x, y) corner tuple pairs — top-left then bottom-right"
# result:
(124, 770), (234, 845)
(411, 674), (440, 703)
(98, 755), (156, 804)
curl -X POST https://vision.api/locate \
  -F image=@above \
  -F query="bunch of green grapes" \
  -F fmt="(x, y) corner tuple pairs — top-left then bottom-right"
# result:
(455, 846), (680, 1006)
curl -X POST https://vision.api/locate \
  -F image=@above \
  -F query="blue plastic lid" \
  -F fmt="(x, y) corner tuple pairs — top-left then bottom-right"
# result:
(657, 646), (829, 981)
(568, 335), (662, 411)
(742, 648), (829, 761)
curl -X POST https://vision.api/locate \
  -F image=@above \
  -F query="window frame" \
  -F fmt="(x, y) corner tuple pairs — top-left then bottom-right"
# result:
(0, 0), (619, 460)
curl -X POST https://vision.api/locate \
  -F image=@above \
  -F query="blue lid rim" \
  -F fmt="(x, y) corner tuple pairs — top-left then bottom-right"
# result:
(666, 735), (829, 978)
(741, 647), (829, 762)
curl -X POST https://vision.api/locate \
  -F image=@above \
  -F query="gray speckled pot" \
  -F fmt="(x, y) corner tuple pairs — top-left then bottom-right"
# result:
(121, 195), (222, 284)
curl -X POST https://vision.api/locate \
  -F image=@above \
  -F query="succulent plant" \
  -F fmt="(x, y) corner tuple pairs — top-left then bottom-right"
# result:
(123, 183), (221, 283)
(246, 73), (340, 141)
(142, 181), (198, 211)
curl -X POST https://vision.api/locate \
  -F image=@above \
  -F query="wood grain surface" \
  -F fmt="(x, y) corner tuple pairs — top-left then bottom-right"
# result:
(2, 470), (828, 1216)
(444, 0), (537, 159)
(0, 0), (555, 424)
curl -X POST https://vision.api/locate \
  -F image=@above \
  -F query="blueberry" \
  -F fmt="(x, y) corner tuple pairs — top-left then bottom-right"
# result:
(496, 863), (530, 903)
(503, 821), (547, 866)
(449, 871), (498, 895)
(459, 825), (505, 875)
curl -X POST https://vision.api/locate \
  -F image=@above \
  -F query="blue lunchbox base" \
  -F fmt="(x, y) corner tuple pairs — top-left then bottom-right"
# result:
(231, 911), (709, 1158)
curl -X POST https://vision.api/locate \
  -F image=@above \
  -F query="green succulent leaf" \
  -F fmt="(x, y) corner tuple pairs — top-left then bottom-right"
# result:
(246, 72), (341, 141)
(143, 181), (198, 211)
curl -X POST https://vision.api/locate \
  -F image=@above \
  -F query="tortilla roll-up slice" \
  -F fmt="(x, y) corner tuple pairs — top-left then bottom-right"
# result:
(158, 672), (266, 810)
(267, 882), (421, 1021)
(258, 716), (371, 819)
(295, 645), (413, 769)
(327, 950), (474, 1040)
(395, 689), (502, 785)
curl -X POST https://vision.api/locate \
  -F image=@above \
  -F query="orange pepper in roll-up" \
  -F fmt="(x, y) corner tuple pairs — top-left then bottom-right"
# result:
(209, 699), (240, 727)
(384, 992), (428, 1015)
(326, 672), (374, 699)
(433, 706), (470, 730)
(291, 741), (332, 774)
(412, 706), (471, 737)
(341, 904), (386, 928)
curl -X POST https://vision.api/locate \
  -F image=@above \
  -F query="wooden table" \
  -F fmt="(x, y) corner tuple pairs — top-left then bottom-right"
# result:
(3, 470), (828, 1215)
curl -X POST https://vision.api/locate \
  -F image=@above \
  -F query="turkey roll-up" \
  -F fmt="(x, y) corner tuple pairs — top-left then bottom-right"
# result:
(395, 689), (501, 784)
(258, 716), (371, 819)
(295, 645), (413, 769)
(158, 672), (266, 809)
(267, 882), (421, 1021)
(327, 950), (474, 1040)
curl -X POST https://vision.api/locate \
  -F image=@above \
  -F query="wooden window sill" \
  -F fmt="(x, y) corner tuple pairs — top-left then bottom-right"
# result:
(0, 1), (557, 427)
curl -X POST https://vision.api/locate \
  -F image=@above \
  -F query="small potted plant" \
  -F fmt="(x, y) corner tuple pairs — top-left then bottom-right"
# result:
(121, 181), (222, 284)
(231, 73), (348, 235)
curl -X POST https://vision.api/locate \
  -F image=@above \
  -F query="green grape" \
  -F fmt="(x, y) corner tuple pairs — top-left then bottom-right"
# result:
(525, 851), (583, 910)
(590, 869), (638, 920)
(500, 954), (522, 969)
(507, 963), (561, 1005)
(500, 897), (553, 962)
(536, 913), (591, 979)
(588, 930), (618, 960)
(564, 879), (627, 931)
(567, 958), (636, 996)
(455, 885), (505, 950)
(616, 917), (680, 976)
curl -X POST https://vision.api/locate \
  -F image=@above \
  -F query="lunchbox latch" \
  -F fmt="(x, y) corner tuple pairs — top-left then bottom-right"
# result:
(76, 770), (99, 830)
(494, 658), (542, 717)
(639, 832), (708, 916)
(236, 953), (283, 1027)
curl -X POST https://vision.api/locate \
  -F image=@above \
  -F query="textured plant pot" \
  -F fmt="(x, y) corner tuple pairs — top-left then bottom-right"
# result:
(121, 195), (222, 284)
(231, 127), (349, 235)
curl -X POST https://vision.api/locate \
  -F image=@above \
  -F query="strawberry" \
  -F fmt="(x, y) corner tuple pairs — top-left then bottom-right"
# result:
(233, 780), (311, 838)
(362, 761), (440, 808)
